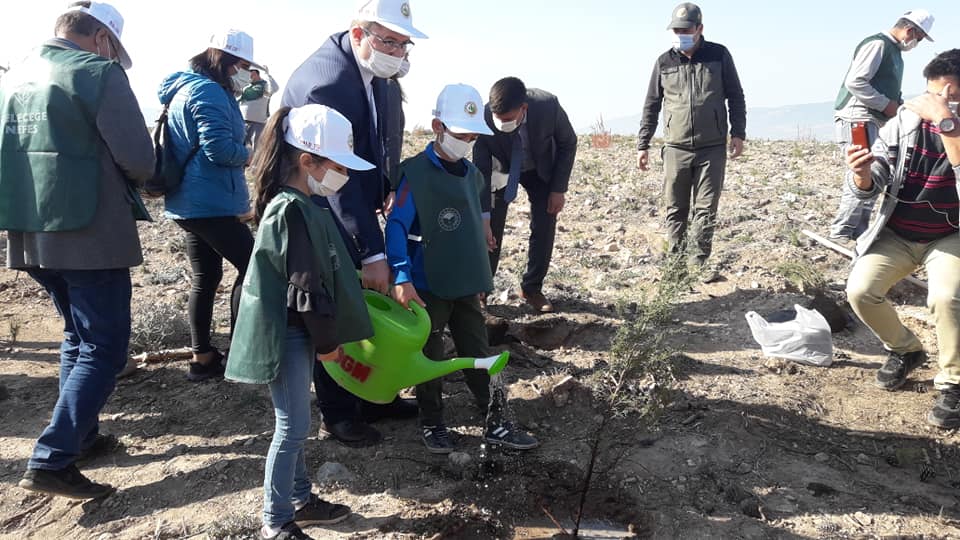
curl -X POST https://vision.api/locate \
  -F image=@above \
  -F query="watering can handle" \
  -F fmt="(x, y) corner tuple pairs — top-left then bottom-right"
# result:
(408, 298), (432, 332)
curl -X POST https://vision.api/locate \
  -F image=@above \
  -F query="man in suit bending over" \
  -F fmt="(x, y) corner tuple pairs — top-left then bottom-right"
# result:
(473, 77), (577, 313)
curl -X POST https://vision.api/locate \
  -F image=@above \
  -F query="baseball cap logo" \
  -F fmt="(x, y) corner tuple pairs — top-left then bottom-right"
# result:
(676, 7), (687, 17)
(464, 101), (478, 116)
(400, 2), (410, 17)
(347, 134), (354, 150)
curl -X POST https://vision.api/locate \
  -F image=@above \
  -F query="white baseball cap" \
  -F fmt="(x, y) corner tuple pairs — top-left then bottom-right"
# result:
(356, 0), (428, 39)
(902, 9), (934, 41)
(432, 84), (494, 136)
(284, 105), (375, 171)
(66, 2), (132, 69)
(209, 29), (263, 69)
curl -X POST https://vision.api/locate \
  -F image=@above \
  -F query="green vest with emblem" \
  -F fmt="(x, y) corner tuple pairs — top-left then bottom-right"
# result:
(225, 189), (373, 385)
(0, 45), (125, 231)
(835, 33), (904, 120)
(401, 151), (494, 300)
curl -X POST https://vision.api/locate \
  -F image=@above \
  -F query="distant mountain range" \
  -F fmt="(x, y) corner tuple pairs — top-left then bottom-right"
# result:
(582, 101), (837, 142)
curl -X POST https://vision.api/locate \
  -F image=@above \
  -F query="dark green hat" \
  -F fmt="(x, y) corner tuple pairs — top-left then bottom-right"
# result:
(667, 3), (702, 30)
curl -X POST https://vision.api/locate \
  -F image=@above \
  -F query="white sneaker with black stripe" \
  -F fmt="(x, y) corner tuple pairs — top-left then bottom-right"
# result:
(484, 421), (539, 450)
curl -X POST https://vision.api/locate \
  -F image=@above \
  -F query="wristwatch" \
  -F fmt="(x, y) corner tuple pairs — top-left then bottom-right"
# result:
(938, 116), (958, 133)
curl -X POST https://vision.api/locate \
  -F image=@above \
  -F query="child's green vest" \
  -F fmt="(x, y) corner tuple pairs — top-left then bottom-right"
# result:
(835, 33), (904, 121)
(400, 152), (494, 299)
(226, 189), (373, 385)
(0, 46), (124, 231)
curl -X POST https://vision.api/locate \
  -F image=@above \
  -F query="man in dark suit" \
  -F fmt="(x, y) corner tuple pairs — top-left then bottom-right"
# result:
(473, 77), (577, 313)
(282, 0), (425, 446)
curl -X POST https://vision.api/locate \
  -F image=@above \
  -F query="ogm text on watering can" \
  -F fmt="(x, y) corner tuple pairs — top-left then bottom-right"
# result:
(320, 350), (372, 383)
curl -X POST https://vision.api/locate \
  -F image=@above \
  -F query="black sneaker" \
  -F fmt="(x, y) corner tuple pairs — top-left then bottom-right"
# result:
(294, 493), (350, 526)
(484, 421), (539, 450)
(18, 465), (114, 500)
(76, 433), (122, 464)
(187, 350), (226, 382)
(875, 350), (927, 390)
(262, 522), (313, 540)
(421, 424), (455, 454)
(927, 384), (960, 429)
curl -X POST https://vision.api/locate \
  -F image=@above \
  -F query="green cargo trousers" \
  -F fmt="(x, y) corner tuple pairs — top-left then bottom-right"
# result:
(417, 290), (491, 426)
(662, 144), (727, 264)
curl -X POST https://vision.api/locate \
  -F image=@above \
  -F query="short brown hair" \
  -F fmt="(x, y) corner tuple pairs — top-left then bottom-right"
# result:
(54, 1), (102, 37)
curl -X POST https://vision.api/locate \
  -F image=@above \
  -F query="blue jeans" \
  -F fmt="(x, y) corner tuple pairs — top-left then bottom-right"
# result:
(25, 268), (132, 471)
(263, 327), (315, 528)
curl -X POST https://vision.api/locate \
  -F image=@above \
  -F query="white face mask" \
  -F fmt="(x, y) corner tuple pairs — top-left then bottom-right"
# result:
(396, 58), (411, 78)
(231, 66), (252, 93)
(437, 131), (474, 161)
(900, 37), (919, 52)
(672, 32), (698, 52)
(307, 168), (350, 197)
(493, 110), (524, 133)
(360, 45), (403, 78)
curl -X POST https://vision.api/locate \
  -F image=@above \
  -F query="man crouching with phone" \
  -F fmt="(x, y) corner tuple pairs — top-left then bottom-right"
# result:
(844, 49), (960, 429)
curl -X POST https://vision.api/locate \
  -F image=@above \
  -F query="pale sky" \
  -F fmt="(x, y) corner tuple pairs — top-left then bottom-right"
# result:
(1, 1), (957, 132)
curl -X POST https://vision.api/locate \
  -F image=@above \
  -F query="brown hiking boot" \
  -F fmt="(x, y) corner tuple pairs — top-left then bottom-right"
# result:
(522, 291), (554, 313)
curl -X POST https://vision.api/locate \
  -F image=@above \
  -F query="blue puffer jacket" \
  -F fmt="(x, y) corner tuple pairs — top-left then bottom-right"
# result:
(157, 69), (250, 219)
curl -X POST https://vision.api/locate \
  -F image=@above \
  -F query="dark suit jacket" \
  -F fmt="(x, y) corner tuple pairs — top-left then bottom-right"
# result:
(472, 88), (577, 207)
(383, 77), (405, 190)
(282, 31), (389, 259)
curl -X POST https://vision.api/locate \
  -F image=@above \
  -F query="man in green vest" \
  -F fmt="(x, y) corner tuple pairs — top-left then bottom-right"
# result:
(387, 84), (539, 454)
(830, 9), (934, 241)
(0, 1), (154, 499)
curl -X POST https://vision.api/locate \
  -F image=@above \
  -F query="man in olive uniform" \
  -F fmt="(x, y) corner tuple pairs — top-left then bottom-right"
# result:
(637, 3), (746, 281)
(0, 1), (154, 499)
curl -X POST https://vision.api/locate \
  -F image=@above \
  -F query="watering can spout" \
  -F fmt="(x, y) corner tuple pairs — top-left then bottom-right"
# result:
(322, 291), (511, 404)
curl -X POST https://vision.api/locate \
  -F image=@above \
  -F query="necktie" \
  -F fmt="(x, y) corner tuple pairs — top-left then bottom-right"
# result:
(505, 132), (523, 204)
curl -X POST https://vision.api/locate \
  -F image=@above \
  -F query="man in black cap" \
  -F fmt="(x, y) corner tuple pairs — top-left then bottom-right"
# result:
(637, 2), (746, 282)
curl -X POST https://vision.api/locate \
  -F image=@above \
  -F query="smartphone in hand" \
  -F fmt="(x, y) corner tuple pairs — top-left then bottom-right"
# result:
(851, 122), (870, 150)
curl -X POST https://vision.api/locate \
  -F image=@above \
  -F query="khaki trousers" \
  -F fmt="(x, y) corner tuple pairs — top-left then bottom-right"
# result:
(846, 228), (960, 387)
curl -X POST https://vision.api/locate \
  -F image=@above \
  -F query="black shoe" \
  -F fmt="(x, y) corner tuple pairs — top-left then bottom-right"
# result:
(875, 350), (927, 390)
(927, 384), (960, 429)
(320, 420), (382, 447)
(187, 350), (226, 382)
(18, 465), (114, 500)
(484, 421), (539, 450)
(361, 397), (419, 423)
(295, 493), (351, 526)
(76, 433), (122, 464)
(262, 522), (313, 540)
(422, 424), (455, 454)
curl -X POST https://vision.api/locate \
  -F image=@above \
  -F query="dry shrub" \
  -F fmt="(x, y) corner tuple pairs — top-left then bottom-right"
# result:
(129, 301), (189, 354)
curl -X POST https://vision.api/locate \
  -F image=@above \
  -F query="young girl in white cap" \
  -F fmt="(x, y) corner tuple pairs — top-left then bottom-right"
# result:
(225, 105), (375, 540)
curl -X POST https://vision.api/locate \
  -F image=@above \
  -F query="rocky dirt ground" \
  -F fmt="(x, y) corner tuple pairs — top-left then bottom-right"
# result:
(1, 134), (959, 539)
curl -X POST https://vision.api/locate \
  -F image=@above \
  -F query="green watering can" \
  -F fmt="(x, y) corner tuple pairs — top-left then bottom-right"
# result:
(320, 290), (510, 404)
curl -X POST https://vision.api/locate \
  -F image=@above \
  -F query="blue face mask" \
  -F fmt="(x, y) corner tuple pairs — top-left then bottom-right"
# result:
(672, 33), (698, 52)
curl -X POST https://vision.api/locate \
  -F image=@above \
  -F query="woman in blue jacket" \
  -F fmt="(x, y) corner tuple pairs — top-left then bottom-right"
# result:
(157, 30), (260, 381)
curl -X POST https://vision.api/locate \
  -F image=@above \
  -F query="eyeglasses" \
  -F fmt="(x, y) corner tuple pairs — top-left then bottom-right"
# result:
(362, 28), (414, 54)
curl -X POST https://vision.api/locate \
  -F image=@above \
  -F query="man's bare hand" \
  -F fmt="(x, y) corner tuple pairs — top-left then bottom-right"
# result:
(637, 150), (650, 171)
(547, 192), (565, 215)
(361, 259), (390, 294)
(883, 100), (900, 119)
(483, 218), (497, 252)
(904, 84), (954, 124)
(729, 137), (745, 159)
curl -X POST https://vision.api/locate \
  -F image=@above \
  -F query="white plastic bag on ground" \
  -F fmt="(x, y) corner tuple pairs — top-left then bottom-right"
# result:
(745, 304), (833, 366)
